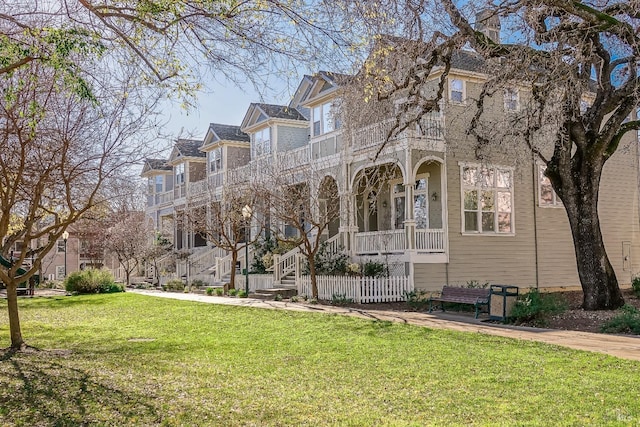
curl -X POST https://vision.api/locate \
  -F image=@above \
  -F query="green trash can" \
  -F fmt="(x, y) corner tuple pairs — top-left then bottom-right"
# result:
(489, 285), (519, 321)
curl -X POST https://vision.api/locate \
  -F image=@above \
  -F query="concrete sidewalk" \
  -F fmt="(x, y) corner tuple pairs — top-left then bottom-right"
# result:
(131, 289), (640, 362)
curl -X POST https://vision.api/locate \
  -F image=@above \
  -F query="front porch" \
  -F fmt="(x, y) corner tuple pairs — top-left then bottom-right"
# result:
(353, 228), (446, 255)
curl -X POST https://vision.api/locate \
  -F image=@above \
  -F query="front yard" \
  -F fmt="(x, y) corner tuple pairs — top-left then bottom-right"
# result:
(1, 293), (639, 425)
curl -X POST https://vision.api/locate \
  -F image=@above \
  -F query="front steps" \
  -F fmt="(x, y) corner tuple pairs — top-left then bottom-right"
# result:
(253, 287), (297, 299)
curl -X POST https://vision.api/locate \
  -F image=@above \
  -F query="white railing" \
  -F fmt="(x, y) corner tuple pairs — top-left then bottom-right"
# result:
(187, 179), (208, 198)
(273, 245), (301, 282)
(249, 274), (274, 291)
(354, 229), (406, 254)
(415, 229), (446, 253)
(227, 164), (251, 184)
(351, 114), (444, 151)
(322, 233), (343, 257)
(298, 275), (412, 303)
(208, 171), (224, 189)
(174, 184), (186, 199)
(215, 246), (253, 279)
(157, 191), (174, 205)
(276, 145), (310, 170)
(190, 247), (218, 274)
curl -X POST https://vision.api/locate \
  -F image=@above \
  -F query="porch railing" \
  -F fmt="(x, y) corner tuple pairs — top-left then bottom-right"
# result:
(208, 171), (224, 189)
(273, 245), (300, 282)
(415, 229), (446, 253)
(157, 191), (174, 205)
(354, 229), (406, 254)
(351, 114), (444, 151)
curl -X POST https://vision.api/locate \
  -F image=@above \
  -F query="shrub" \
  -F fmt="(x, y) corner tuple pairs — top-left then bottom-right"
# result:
(632, 276), (640, 297)
(206, 288), (214, 296)
(601, 305), (640, 334)
(404, 290), (429, 311)
(228, 288), (238, 297)
(331, 293), (353, 305)
(290, 296), (299, 303)
(191, 279), (206, 289)
(315, 242), (349, 275)
(65, 269), (122, 294)
(274, 293), (283, 301)
(162, 279), (185, 292)
(237, 290), (248, 298)
(510, 289), (567, 326)
(466, 280), (490, 289)
(363, 260), (387, 278)
(215, 288), (224, 296)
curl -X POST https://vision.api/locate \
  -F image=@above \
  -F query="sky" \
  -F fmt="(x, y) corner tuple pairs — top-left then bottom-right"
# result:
(158, 71), (297, 144)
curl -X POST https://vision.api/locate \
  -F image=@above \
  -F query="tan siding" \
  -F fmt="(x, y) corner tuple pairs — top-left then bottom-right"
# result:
(413, 263), (447, 292)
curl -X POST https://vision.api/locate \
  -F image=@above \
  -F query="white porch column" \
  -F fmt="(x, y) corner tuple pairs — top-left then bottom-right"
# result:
(338, 192), (358, 254)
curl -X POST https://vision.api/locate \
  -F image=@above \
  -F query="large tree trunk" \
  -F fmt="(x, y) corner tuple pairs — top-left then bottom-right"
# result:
(6, 282), (25, 349)
(229, 251), (238, 290)
(309, 256), (318, 300)
(557, 159), (624, 310)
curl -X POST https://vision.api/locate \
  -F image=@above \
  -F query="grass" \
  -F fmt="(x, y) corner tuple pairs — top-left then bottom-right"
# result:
(1, 293), (639, 426)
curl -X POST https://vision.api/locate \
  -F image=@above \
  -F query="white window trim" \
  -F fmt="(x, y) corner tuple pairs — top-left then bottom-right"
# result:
(390, 179), (406, 230)
(449, 78), (466, 104)
(413, 175), (430, 229)
(537, 164), (563, 208)
(253, 127), (271, 158)
(175, 163), (185, 185)
(459, 162), (515, 235)
(209, 148), (222, 173)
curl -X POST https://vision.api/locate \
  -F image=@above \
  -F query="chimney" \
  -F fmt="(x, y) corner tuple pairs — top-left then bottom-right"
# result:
(475, 10), (501, 43)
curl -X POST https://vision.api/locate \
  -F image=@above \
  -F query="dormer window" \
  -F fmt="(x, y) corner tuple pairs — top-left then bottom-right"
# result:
(312, 102), (341, 137)
(209, 148), (222, 172)
(253, 127), (271, 157)
(175, 163), (185, 185)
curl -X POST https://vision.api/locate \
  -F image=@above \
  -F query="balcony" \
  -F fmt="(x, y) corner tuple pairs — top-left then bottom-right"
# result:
(276, 145), (310, 171)
(351, 114), (444, 152)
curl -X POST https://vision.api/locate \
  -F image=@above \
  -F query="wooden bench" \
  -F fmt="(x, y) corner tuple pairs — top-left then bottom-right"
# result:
(428, 286), (491, 318)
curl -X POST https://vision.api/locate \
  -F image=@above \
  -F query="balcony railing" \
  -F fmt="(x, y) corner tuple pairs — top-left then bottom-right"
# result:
(276, 145), (310, 170)
(187, 179), (208, 198)
(351, 114), (444, 152)
(208, 171), (224, 189)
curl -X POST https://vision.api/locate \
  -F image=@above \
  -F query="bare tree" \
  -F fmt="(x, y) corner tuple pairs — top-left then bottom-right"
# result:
(186, 186), (263, 290)
(332, 0), (640, 310)
(0, 62), (160, 349)
(256, 165), (341, 299)
(103, 210), (151, 287)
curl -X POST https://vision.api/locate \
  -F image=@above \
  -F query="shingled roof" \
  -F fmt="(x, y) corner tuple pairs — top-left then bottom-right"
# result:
(208, 123), (249, 142)
(254, 103), (307, 121)
(174, 139), (205, 158)
(450, 50), (486, 73)
(144, 158), (172, 171)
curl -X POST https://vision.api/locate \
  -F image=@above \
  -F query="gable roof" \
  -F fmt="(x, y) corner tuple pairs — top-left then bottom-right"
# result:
(208, 123), (249, 142)
(240, 103), (307, 131)
(174, 139), (205, 158)
(141, 158), (171, 176)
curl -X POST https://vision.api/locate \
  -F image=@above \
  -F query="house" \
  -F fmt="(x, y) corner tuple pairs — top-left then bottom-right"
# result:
(142, 31), (640, 294)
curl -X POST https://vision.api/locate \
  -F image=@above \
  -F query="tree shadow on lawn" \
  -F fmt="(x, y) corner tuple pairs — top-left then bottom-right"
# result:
(0, 346), (160, 425)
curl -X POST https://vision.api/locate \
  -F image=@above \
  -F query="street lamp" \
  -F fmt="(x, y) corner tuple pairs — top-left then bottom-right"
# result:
(62, 231), (69, 278)
(241, 204), (252, 296)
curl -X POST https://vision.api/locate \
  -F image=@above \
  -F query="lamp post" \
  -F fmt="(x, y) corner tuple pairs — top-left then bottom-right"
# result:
(241, 204), (252, 296)
(62, 231), (69, 278)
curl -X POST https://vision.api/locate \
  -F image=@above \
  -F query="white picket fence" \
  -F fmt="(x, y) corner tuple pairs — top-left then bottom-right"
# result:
(298, 275), (412, 303)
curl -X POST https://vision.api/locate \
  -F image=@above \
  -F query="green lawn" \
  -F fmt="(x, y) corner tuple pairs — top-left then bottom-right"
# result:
(1, 293), (639, 426)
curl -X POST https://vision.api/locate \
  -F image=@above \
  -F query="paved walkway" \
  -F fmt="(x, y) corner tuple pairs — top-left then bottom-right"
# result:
(132, 289), (640, 362)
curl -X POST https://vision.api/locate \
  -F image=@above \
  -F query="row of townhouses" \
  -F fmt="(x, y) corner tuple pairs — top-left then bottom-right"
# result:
(142, 29), (640, 297)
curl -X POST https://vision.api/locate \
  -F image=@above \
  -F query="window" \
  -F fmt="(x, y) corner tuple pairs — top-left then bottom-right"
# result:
(461, 164), (513, 234)
(155, 175), (163, 193)
(209, 148), (222, 172)
(504, 88), (519, 111)
(414, 177), (429, 229)
(175, 163), (185, 185)
(57, 240), (66, 253)
(538, 165), (562, 207)
(253, 127), (271, 157)
(450, 79), (465, 103)
(312, 102), (341, 137)
(392, 183), (406, 230)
